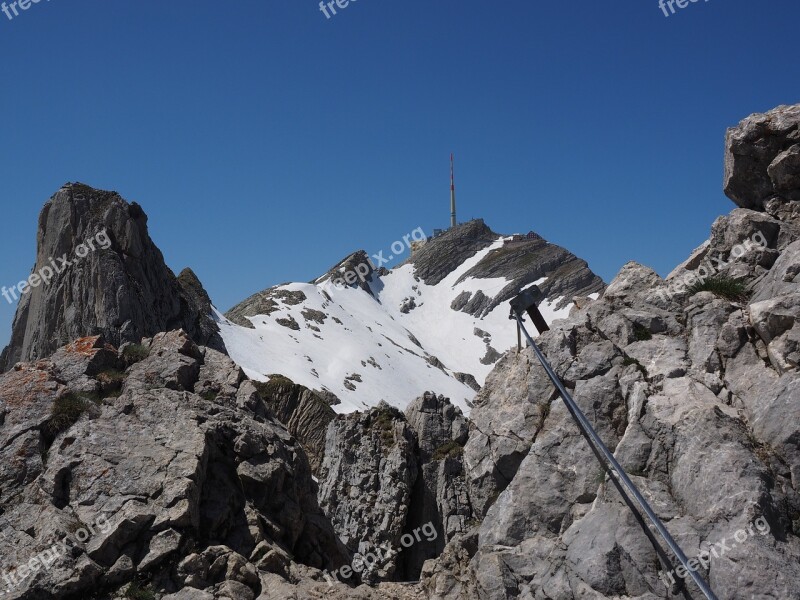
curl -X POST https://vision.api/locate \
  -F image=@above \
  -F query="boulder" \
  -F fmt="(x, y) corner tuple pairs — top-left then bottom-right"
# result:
(724, 103), (800, 209)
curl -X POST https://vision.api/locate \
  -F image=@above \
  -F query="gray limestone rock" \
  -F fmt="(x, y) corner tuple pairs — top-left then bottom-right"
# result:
(724, 103), (800, 209)
(250, 375), (337, 474)
(408, 220), (497, 286)
(318, 404), (419, 582)
(0, 330), (346, 598)
(421, 158), (800, 597)
(402, 393), (472, 575)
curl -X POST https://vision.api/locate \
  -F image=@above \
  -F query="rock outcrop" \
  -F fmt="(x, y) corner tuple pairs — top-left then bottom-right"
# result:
(316, 394), (474, 585)
(318, 403), (420, 582)
(408, 220), (498, 286)
(0, 183), (224, 372)
(427, 276), (800, 599)
(456, 236), (605, 314)
(409, 219), (605, 313)
(250, 375), (337, 474)
(314, 249), (379, 295)
(401, 393), (472, 576)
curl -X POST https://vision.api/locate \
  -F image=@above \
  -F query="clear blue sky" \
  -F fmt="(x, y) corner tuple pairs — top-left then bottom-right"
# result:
(1, 0), (798, 347)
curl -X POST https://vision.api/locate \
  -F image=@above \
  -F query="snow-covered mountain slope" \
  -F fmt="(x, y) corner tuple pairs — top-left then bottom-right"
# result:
(219, 220), (604, 415)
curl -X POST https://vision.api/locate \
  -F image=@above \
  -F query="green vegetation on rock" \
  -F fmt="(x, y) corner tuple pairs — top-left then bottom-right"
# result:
(432, 440), (464, 461)
(122, 344), (150, 365)
(687, 276), (750, 302)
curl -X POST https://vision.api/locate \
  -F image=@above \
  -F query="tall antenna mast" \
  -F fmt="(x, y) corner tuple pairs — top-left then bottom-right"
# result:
(450, 153), (457, 228)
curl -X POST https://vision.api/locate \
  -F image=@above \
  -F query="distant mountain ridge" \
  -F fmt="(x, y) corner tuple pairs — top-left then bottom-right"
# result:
(220, 218), (605, 414)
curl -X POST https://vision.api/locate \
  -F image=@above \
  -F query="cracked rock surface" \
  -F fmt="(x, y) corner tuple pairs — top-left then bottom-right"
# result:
(0, 330), (357, 599)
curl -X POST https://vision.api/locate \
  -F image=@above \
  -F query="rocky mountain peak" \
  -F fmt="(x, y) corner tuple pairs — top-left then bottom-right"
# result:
(218, 217), (605, 413)
(313, 249), (378, 295)
(0, 184), (224, 372)
(408, 219), (498, 286)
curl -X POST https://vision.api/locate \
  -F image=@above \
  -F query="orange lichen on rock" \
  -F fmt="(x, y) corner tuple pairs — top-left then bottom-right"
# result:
(0, 366), (58, 408)
(66, 336), (105, 357)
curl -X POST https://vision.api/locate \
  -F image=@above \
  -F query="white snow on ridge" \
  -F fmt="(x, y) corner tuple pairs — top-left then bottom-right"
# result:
(215, 285), (478, 415)
(218, 237), (573, 417)
(376, 239), (569, 386)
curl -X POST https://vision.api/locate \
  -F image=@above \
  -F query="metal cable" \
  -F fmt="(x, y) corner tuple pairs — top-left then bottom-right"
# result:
(513, 312), (718, 600)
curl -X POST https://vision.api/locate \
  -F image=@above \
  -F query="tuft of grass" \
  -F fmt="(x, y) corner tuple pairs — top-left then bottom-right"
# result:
(43, 394), (89, 438)
(97, 369), (126, 385)
(125, 581), (156, 600)
(251, 374), (295, 401)
(432, 440), (464, 461)
(622, 356), (648, 377)
(267, 374), (294, 387)
(746, 433), (777, 468)
(122, 344), (150, 365)
(687, 276), (750, 302)
(200, 390), (218, 402)
(632, 324), (652, 341)
(81, 391), (105, 404)
(370, 406), (397, 449)
(96, 369), (126, 398)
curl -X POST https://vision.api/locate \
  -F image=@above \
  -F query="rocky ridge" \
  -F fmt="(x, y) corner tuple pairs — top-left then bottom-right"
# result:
(0, 330), (361, 599)
(409, 219), (604, 315)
